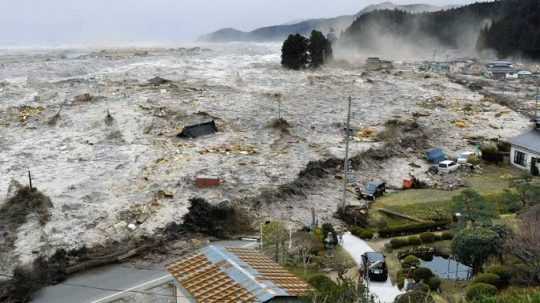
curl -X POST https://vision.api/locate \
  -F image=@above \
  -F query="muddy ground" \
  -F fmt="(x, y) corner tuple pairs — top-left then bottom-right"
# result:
(0, 44), (531, 272)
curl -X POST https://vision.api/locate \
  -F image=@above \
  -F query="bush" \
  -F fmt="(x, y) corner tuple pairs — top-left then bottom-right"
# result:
(407, 236), (422, 246)
(322, 223), (338, 245)
(395, 291), (434, 303)
(390, 238), (409, 249)
(412, 267), (435, 282)
(379, 220), (451, 238)
(350, 226), (374, 240)
(402, 255), (421, 269)
(397, 270), (407, 289)
(480, 144), (504, 164)
(419, 232), (437, 243)
(181, 198), (252, 238)
(472, 273), (502, 289)
(466, 283), (497, 301)
(426, 276), (441, 291)
(440, 231), (454, 240)
(308, 274), (337, 292)
(486, 265), (512, 288)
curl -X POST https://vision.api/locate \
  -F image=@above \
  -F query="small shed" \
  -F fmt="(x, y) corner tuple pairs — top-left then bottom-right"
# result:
(426, 148), (447, 164)
(178, 120), (218, 138)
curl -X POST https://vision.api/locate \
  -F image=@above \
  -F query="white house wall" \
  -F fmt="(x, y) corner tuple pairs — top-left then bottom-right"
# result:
(510, 146), (540, 171)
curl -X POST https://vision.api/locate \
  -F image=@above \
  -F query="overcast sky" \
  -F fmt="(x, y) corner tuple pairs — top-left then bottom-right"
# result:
(0, 0), (489, 47)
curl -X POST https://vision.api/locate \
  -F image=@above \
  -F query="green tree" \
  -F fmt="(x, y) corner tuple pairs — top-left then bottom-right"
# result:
(452, 226), (505, 274)
(308, 30), (333, 68)
(281, 34), (309, 70)
(452, 189), (497, 226)
(510, 174), (540, 208)
(262, 221), (289, 263)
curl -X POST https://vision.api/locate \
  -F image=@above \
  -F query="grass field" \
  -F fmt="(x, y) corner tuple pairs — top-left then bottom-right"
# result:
(370, 165), (523, 225)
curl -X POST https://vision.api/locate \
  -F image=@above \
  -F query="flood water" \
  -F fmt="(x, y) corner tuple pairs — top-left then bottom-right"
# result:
(421, 256), (472, 280)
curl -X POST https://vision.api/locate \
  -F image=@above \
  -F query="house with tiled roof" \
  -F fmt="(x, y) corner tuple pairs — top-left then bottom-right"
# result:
(167, 245), (312, 303)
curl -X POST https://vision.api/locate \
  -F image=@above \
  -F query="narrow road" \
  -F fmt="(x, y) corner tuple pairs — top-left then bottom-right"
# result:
(342, 232), (403, 303)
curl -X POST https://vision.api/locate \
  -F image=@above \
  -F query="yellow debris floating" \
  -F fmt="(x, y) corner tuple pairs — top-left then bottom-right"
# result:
(19, 106), (44, 123)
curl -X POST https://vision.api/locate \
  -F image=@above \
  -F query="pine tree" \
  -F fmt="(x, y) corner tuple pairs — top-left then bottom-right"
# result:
(308, 30), (333, 68)
(281, 34), (309, 70)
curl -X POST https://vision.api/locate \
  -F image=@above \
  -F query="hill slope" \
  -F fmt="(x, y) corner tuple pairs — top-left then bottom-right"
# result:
(477, 0), (540, 59)
(199, 2), (451, 42)
(338, 2), (503, 57)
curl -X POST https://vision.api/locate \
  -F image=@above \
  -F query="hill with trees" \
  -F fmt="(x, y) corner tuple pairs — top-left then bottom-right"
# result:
(340, 0), (540, 60)
(340, 2), (503, 54)
(198, 2), (451, 43)
(477, 0), (540, 59)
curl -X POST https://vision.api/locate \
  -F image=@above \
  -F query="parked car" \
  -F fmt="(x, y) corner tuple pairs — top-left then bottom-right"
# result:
(361, 252), (388, 282)
(358, 181), (386, 200)
(438, 160), (460, 174)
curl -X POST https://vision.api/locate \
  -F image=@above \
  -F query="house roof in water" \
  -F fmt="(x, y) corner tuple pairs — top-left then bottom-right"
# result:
(509, 129), (540, 153)
(167, 246), (311, 303)
(178, 120), (218, 138)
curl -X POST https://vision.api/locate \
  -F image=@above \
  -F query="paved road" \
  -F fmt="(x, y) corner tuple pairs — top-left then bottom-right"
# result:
(342, 232), (403, 303)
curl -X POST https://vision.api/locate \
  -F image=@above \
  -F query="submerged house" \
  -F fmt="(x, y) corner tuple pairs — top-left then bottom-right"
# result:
(178, 121), (218, 138)
(486, 61), (515, 80)
(509, 119), (540, 176)
(167, 246), (311, 303)
(366, 57), (393, 71)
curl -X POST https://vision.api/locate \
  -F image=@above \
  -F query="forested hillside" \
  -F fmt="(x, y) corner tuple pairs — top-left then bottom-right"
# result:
(340, 2), (503, 57)
(477, 0), (540, 59)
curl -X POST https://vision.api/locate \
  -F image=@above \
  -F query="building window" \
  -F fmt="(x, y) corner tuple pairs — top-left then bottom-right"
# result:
(514, 150), (527, 167)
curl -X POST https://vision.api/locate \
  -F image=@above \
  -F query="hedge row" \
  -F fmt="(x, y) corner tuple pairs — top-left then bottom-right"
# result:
(389, 232), (453, 249)
(379, 220), (451, 238)
(349, 226), (374, 240)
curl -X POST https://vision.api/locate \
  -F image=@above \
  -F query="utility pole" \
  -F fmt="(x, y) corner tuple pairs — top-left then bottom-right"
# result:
(28, 170), (33, 191)
(340, 96), (352, 210)
(534, 86), (540, 119)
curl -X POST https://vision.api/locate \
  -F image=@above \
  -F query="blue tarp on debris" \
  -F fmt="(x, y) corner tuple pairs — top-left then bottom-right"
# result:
(426, 148), (447, 163)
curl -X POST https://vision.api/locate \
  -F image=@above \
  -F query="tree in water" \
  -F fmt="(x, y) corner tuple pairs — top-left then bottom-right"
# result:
(308, 30), (333, 68)
(281, 34), (309, 70)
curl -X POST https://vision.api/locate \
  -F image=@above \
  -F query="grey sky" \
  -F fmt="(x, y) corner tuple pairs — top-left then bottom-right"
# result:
(0, 0), (489, 47)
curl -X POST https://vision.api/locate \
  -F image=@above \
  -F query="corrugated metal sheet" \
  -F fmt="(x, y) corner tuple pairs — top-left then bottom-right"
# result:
(167, 246), (311, 303)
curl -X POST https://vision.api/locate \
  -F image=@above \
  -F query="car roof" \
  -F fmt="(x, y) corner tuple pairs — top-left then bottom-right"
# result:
(439, 160), (455, 164)
(367, 180), (385, 186)
(364, 252), (385, 262)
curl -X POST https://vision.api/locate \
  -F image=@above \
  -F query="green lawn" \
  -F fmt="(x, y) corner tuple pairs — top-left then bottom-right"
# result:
(371, 165), (523, 224)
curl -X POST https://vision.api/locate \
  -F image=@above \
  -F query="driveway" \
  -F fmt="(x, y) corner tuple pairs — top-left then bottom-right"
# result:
(342, 232), (403, 303)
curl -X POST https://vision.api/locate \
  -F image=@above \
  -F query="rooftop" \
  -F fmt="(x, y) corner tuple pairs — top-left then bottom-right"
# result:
(167, 246), (311, 303)
(509, 129), (540, 153)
